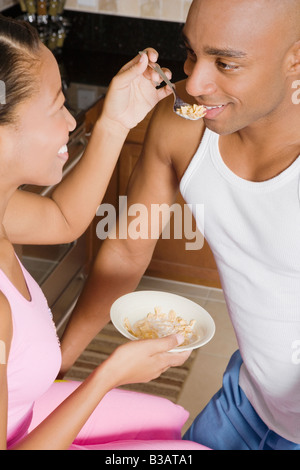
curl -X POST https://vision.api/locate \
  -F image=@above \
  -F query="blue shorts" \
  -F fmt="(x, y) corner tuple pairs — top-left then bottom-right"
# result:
(183, 350), (300, 450)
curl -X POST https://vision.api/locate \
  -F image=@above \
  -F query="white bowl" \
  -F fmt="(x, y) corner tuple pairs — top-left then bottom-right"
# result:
(110, 290), (215, 352)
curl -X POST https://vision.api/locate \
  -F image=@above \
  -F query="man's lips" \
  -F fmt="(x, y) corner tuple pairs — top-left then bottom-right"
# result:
(202, 103), (228, 119)
(204, 104), (224, 110)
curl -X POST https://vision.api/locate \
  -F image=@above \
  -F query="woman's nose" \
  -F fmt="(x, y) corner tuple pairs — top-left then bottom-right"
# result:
(184, 60), (218, 98)
(64, 107), (77, 132)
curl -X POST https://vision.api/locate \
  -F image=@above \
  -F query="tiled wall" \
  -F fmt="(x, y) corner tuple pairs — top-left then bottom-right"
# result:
(0, 0), (16, 11)
(0, 0), (193, 22)
(66, 0), (192, 22)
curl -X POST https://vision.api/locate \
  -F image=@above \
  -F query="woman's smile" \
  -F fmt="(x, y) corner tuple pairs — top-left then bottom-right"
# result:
(57, 144), (69, 163)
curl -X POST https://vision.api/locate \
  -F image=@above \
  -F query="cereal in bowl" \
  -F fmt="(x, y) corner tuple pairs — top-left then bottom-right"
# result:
(124, 306), (198, 346)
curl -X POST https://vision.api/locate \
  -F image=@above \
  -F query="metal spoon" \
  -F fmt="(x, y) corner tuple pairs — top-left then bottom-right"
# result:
(140, 52), (206, 121)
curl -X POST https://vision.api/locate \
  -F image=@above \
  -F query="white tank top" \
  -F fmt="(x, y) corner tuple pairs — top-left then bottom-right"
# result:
(180, 128), (300, 443)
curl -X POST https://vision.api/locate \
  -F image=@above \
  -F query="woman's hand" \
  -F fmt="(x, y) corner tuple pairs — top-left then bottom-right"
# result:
(101, 48), (173, 131)
(102, 335), (192, 388)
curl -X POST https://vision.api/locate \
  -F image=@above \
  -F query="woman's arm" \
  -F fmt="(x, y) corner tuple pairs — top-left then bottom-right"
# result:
(3, 50), (172, 245)
(12, 335), (189, 450)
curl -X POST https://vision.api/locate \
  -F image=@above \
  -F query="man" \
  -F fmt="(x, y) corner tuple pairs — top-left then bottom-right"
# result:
(59, 0), (300, 450)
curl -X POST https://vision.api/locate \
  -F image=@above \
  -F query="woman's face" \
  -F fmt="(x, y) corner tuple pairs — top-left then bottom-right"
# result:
(3, 44), (76, 188)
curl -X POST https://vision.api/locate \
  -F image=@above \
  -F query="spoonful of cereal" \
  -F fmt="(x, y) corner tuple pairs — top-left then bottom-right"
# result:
(139, 51), (206, 121)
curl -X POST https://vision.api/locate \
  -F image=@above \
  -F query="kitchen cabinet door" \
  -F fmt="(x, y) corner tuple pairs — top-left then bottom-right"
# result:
(85, 98), (120, 259)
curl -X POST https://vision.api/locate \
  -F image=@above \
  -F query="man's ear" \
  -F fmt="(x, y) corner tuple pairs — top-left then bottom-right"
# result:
(286, 40), (300, 75)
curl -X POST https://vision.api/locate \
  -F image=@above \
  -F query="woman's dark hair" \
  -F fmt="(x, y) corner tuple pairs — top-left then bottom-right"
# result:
(0, 14), (41, 124)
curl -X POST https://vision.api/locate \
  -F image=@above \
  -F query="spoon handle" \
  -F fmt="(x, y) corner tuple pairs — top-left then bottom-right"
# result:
(138, 51), (176, 92)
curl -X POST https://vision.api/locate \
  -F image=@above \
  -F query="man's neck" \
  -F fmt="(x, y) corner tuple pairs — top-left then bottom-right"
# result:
(220, 101), (300, 182)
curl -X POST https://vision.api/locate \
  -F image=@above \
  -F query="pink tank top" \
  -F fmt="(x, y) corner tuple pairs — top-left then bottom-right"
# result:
(0, 255), (61, 448)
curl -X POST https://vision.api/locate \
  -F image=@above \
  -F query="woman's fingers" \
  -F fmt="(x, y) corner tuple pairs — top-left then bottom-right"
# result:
(145, 333), (184, 353)
(102, 47), (173, 129)
(115, 51), (150, 84)
(138, 49), (173, 86)
(105, 334), (192, 388)
(143, 334), (192, 369)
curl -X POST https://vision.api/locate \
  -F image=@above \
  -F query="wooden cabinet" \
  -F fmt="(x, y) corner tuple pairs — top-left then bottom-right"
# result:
(90, 100), (221, 288)
(85, 98), (120, 260)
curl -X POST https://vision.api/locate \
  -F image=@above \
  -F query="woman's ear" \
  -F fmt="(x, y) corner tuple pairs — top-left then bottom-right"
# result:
(286, 40), (300, 75)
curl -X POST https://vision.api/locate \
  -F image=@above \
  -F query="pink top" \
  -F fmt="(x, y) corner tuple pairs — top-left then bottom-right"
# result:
(1, 257), (61, 448)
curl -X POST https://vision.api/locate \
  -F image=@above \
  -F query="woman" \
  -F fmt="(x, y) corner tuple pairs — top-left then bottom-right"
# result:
(0, 15), (207, 450)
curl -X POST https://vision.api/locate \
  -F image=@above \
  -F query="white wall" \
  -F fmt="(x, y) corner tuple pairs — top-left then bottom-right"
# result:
(65, 0), (192, 22)
(0, 0), (192, 22)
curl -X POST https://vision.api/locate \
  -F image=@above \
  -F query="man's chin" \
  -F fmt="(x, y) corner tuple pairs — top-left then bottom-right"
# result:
(203, 118), (246, 136)
(203, 120), (234, 136)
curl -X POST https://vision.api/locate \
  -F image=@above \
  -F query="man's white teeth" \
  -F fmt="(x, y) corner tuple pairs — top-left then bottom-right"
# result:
(205, 105), (223, 110)
(58, 144), (68, 154)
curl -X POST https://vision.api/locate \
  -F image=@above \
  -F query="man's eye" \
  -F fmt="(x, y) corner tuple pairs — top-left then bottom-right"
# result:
(185, 47), (197, 62)
(187, 49), (196, 59)
(217, 61), (239, 71)
(180, 42), (196, 61)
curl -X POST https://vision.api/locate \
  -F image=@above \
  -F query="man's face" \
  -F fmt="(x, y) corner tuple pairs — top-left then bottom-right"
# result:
(183, 0), (296, 135)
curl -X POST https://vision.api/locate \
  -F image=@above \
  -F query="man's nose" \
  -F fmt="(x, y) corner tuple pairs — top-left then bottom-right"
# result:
(185, 61), (218, 98)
